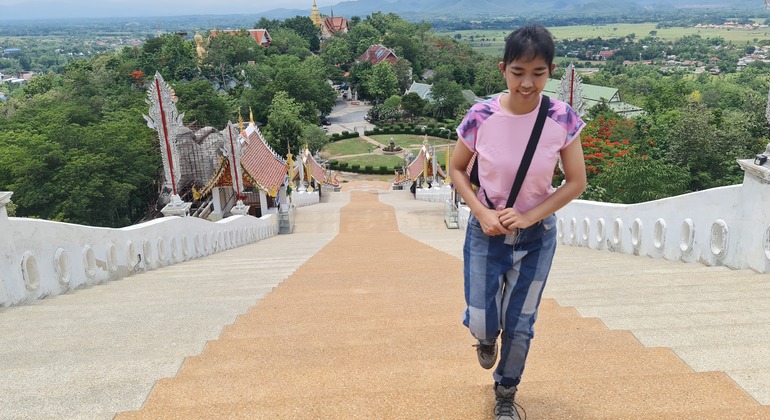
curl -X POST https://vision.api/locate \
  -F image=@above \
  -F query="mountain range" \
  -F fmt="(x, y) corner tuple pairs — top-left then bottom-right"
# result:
(0, 0), (762, 22)
(261, 0), (761, 19)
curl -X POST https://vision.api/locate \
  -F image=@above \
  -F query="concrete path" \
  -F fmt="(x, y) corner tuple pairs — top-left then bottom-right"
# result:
(2, 184), (770, 418)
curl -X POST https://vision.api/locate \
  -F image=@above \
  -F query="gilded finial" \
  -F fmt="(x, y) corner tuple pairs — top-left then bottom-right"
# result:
(238, 110), (244, 132)
(249, 107), (254, 125)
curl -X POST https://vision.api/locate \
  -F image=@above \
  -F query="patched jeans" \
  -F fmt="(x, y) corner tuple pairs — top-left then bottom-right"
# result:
(463, 213), (558, 387)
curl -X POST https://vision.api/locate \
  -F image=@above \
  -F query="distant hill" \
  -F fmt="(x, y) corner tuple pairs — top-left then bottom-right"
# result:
(0, 0), (761, 22)
(266, 0), (761, 20)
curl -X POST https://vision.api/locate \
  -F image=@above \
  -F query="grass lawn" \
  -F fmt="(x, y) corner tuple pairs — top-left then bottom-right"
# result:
(322, 137), (373, 156)
(369, 134), (455, 151)
(336, 154), (406, 168)
(324, 134), (456, 171)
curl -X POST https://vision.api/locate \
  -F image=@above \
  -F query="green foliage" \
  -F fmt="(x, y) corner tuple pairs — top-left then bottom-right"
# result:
(172, 79), (233, 128)
(264, 91), (304, 157)
(364, 61), (400, 102)
(282, 16), (321, 52)
(299, 125), (329, 155)
(593, 156), (690, 204)
(320, 36), (351, 68)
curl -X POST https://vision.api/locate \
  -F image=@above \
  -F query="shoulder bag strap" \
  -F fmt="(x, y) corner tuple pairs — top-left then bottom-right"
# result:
(504, 95), (550, 209)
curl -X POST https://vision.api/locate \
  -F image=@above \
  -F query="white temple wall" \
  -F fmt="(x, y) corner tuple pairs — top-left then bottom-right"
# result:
(458, 163), (770, 273)
(0, 194), (279, 307)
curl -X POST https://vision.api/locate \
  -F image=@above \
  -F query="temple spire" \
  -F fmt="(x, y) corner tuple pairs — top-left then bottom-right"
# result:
(310, 0), (322, 27)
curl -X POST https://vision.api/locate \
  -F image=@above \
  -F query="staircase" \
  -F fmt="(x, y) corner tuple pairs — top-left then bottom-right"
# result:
(115, 188), (770, 419)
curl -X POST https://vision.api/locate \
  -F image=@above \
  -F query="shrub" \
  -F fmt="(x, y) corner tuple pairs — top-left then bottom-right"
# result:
(341, 131), (349, 136)
(339, 162), (349, 169)
(351, 164), (360, 171)
(379, 165), (389, 174)
(364, 165), (374, 173)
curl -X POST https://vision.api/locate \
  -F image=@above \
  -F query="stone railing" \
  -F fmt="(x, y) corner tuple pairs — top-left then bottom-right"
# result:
(290, 190), (320, 207)
(416, 185), (452, 203)
(0, 191), (279, 307)
(458, 160), (770, 273)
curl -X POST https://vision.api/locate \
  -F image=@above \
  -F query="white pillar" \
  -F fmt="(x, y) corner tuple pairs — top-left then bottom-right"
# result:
(0, 191), (11, 221)
(210, 187), (224, 220)
(259, 190), (268, 216)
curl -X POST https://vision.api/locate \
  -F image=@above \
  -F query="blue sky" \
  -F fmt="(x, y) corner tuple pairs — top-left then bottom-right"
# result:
(0, 0), (338, 19)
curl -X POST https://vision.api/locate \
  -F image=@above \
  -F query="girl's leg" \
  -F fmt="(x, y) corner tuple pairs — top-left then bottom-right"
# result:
(463, 215), (508, 342)
(493, 216), (558, 387)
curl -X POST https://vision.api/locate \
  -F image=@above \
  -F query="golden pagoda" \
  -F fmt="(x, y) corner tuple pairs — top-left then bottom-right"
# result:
(310, 0), (323, 27)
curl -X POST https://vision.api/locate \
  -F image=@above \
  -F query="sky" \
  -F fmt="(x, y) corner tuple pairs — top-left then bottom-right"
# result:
(0, 0), (339, 20)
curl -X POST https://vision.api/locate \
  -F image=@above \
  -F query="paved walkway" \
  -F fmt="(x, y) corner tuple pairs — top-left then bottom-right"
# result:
(2, 183), (770, 418)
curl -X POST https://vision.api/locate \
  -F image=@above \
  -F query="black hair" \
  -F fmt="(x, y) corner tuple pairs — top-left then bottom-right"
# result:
(502, 24), (555, 73)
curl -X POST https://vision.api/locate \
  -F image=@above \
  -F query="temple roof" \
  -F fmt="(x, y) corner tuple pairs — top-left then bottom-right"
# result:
(323, 17), (349, 34)
(240, 124), (288, 197)
(357, 44), (398, 66)
(408, 148), (426, 181)
(303, 148), (330, 185)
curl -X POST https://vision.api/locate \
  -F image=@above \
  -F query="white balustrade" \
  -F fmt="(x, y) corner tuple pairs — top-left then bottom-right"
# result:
(0, 195), (279, 308)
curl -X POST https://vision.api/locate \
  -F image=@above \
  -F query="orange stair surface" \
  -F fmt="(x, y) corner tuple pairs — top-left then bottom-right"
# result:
(117, 190), (770, 419)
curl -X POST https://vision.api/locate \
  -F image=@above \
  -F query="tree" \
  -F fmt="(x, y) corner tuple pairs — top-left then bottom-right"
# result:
(282, 16), (321, 52)
(172, 79), (233, 128)
(299, 125), (329, 155)
(593, 156), (689, 204)
(430, 78), (465, 120)
(347, 22), (381, 57)
(267, 27), (311, 58)
(364, 61), (399, 102)
(473, 58), (506, 96)
(203, 31), (264, 85)
(320, 36), (351, 68)
(265, 91), (304, 157)
(401, 92), (426, 120)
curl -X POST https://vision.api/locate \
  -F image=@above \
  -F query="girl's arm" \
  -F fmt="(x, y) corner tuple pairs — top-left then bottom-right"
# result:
(449, 140), (513, 236)
(499, 138), (587, 229)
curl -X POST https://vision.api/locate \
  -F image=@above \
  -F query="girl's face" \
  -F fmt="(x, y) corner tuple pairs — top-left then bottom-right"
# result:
(499, 56), (554, 114)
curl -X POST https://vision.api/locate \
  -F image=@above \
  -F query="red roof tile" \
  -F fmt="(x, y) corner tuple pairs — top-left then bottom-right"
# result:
(240, 124), (287, 197)
(357, 44), (398, 65)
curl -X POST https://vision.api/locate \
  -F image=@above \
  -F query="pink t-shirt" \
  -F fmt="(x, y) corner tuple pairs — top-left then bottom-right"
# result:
(456, 95), (584, 213)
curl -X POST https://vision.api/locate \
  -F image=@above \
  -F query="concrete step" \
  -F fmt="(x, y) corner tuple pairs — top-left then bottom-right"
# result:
(631, 323), (770, 348)
(520, 371), (762, 418)
(601, 309), (770, 330)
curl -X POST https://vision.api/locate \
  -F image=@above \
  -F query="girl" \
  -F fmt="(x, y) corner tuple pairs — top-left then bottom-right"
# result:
(448, 25), (587, 420)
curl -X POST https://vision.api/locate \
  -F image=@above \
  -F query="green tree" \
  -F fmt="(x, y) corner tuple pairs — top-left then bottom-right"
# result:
(401, 92), (426, 120)
(299, 125), (329, 155)
(265, 91), (304, 157)
(172, 79), (233, 128)
(282, 16), (321, 52)
(267, 27), (311, 59)
(364, 61), (399, 102)
(347, 22), (380, 57)
(593, 156), (689, 204)
(430, 78), (465, 120)
(320, 36), (351, 68)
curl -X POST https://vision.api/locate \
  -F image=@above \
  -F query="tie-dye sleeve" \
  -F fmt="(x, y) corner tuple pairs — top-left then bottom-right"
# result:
(456, 108), (479, 152)
(563, 104), (585, 149)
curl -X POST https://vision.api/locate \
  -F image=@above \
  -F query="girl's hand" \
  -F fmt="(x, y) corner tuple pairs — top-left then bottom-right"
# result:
(498, 207), (535, 230)
(477, 207), (514, 236)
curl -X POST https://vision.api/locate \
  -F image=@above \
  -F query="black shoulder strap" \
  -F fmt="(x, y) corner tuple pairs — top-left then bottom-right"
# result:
(503, 95), (550, 209)
(478, 95), (550, 209)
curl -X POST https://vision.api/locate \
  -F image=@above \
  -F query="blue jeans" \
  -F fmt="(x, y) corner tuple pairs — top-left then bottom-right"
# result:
(463, 213), (558, 386)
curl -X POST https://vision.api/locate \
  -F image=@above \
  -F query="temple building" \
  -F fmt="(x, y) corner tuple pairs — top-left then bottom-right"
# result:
(311, 1), (349, 38)
(357, 44), (398, 65)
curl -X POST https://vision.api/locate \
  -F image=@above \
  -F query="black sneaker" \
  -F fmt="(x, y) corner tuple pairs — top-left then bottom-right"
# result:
(473, 340), (497, 369)
(494, 384), (520, 420)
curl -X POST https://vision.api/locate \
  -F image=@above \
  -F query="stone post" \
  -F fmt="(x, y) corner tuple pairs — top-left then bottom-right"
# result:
(0, 191), (12, 221)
